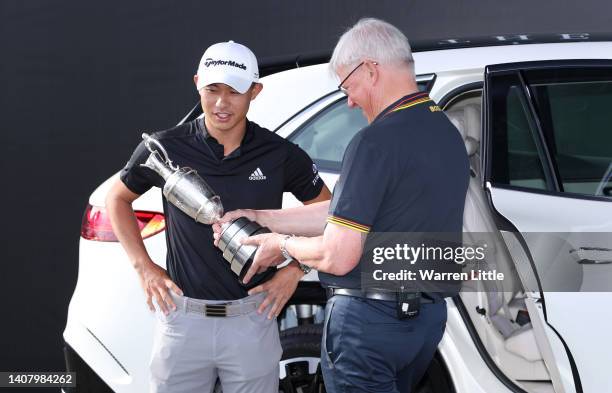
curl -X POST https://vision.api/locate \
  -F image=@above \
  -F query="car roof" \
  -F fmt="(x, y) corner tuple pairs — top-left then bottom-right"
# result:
(248, 41), (612, 130)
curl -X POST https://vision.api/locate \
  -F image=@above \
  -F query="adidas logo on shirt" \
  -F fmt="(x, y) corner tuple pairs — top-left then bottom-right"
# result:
(249, 167), (267, 181)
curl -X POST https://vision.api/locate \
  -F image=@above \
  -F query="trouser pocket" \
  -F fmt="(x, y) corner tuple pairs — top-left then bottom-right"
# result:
(149, 318), (189, 383)
(321, 297), (337, 367)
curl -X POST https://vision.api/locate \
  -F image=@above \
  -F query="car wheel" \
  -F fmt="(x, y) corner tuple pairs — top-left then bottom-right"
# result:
(279, 324), (325, 393)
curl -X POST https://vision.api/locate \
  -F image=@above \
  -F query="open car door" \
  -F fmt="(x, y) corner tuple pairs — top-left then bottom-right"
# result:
(482, 60), (612, 393)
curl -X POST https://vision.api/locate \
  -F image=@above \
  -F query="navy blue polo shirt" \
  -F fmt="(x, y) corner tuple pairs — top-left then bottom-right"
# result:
(319, 92), (469, 289)
(120, 118), (324, 300)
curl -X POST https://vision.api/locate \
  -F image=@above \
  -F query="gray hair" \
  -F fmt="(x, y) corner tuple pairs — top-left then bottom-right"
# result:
(330, 18), (414, 74)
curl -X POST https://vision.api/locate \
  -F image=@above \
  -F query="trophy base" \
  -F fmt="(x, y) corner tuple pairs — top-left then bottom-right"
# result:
(218, 217), (277, 288)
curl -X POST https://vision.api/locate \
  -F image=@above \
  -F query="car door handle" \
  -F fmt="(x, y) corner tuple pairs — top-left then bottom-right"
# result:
(570, 247), (612, 265)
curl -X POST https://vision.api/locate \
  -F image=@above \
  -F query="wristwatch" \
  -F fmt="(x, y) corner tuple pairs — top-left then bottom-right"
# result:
(280, 234), (293, 261)
(280, 234), (312, 275)
(296, 262), (312, 275)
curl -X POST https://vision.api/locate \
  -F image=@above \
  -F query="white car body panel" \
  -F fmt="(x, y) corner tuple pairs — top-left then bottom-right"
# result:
(489, 187), (612, 393)
(65, 238), (162, 392)
(413, 42), (612, 74)
(248, 63), (337, 131)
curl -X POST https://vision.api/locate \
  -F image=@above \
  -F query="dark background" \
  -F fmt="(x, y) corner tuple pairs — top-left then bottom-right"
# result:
(1, 0), (610, 374)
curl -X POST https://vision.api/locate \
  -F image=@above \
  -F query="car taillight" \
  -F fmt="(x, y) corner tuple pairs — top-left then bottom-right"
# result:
(81, 204), (165, 242)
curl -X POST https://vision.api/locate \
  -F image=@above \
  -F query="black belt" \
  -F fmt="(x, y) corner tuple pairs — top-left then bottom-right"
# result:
(329, 288), (435, 304)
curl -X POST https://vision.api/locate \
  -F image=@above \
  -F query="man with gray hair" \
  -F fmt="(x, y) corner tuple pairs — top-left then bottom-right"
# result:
(215, 18), (469, 392)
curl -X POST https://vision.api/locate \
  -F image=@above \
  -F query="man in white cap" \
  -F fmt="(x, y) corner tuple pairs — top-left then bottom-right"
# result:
(106, 41), (330, 392)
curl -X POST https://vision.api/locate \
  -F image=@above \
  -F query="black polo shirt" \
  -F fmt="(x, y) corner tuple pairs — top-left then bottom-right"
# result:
(319, 92), (470, 289)
(120, 118), (324, 300)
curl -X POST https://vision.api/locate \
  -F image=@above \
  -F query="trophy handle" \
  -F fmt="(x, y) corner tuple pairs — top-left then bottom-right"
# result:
(142, 133), (179, 171)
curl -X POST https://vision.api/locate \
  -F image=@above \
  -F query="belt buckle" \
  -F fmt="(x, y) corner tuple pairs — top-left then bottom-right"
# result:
(205, 303), (228, 317)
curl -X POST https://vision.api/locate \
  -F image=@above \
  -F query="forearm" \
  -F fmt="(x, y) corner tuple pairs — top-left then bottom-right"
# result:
(256, 200), (330, 236)
(285, 235), (348, 275)
(106, 197), (154, 272)
(284, 220), (365, 276)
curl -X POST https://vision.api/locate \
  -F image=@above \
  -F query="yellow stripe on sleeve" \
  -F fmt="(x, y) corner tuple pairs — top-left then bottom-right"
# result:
(327, 215), (370, 233)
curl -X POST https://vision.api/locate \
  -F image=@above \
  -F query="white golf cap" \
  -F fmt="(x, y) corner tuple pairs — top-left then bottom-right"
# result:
(196, 40), (259, 94)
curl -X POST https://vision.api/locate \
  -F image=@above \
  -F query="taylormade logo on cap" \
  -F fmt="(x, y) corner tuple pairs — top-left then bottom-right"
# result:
(203, 58), (247, 70)
(196, 40), (259, 94)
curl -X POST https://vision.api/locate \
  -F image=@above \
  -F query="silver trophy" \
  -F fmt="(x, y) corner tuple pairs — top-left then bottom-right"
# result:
(140, 133), (275, 286)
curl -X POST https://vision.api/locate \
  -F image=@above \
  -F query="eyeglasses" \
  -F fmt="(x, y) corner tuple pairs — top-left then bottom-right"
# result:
(337, 61), (378, 94)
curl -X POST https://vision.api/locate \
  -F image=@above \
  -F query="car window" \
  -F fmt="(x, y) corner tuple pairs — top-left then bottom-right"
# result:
(531, 78), (612, 196)
(290, 79), (433, 172)
(490, 66), (612, 198)
(493, 78), (552, 190)
(290, 99), (367, 172)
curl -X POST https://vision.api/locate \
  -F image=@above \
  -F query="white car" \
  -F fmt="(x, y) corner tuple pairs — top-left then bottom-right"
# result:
(64, 35), (612, 393)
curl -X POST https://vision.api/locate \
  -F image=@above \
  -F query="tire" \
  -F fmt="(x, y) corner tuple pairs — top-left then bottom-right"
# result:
(279, 324), (325, 393)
